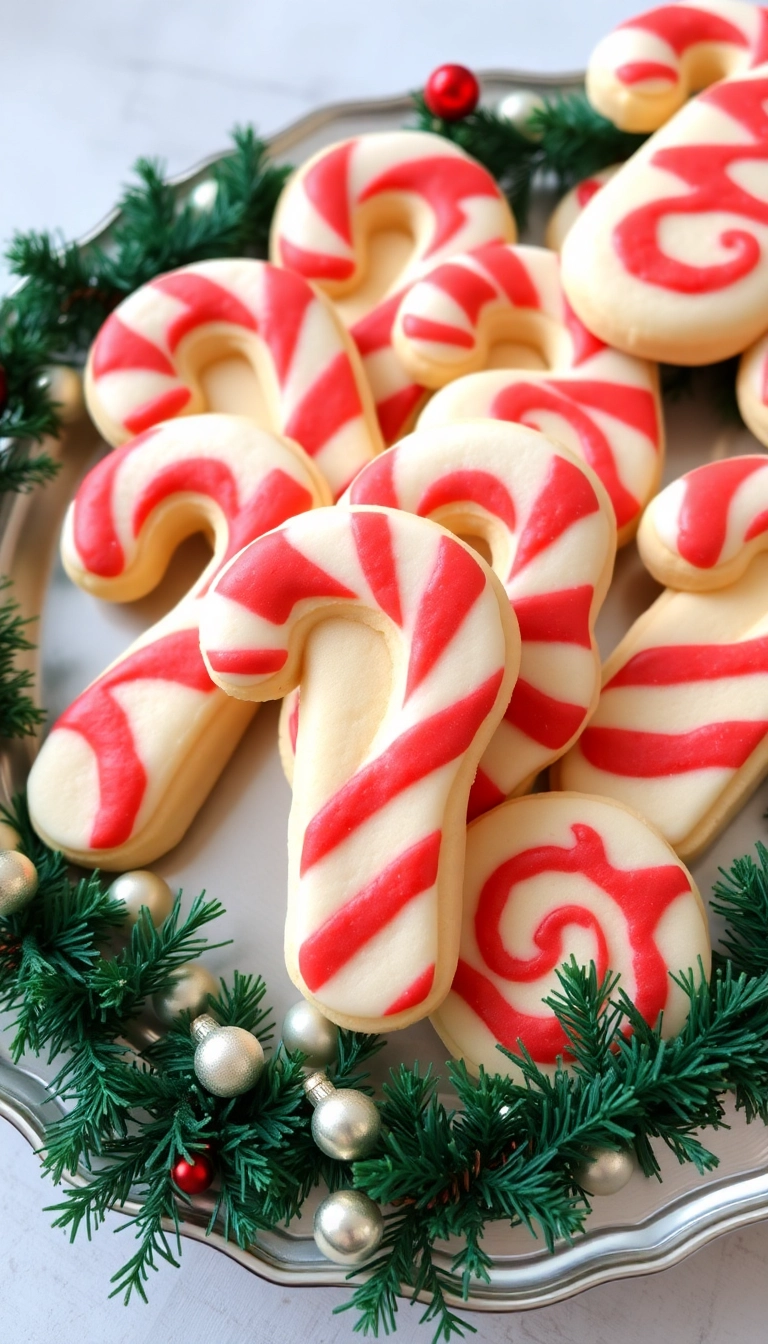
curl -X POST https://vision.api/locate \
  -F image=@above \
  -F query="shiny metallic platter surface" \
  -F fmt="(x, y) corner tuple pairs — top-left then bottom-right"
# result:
(1, 70), (767, 1315)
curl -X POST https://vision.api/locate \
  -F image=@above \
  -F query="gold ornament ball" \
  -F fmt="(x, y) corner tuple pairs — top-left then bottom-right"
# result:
(313, 1189), (384, 1266)
(497, 89), (546, 138)
(573, 1145), (635, 1197)
(281, 1000), (338, 1068)
(108, 870), (174, 928)
(153, 962), (218, 1025)
(36, 364), (83, 422)
(192, 1014), (265, 1097)
(311, 1088), (382, 1162)
(0, 850), (39, 916)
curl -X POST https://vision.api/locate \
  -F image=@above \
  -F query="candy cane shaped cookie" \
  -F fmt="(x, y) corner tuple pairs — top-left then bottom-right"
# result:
(638, 454), (768, 589)
(270, 131), (516, 444)
(27, 415), (330, 869)
(198, 505), (520, 1031)
(280, 422), (616, 810)
(562, 66), (768, 365)
(555, 550), (768, 859)
(736, 334), (768, 445)
(544, 167), (620, 252)
(587, 1), (768, 132)
(393, 242), (663, 544)
(432, 793), (711, 1077)
(84, 259), (383, 498)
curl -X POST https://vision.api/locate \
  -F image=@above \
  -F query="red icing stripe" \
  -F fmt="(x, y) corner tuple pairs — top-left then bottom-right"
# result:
(606, 636), (768, 687)
(466, 767), (506, 821)
(258, 267), (316, 386)
(215, 530), (356, 622)
(73, 437), (149, 577)
(275, 237), (355, 282)
(548, 379), (660, 443)
(405, 536), (486, 700)
(401, 314), (475, 349)
(416, 469), (517, 532)
(576, 178), (605, 209)
(384, 963), (436, 1016)
(620, 6), (750, 54)
(348, 449), (399, 508)
(512, 587), (594, 648)
(283, 351), (363, 468)
(58, 629), (215, 849)
(351, 291), (403, 356)
(351, 511), (403, 627)
(288, 691), (300, 753)
(676, 458), (767, 568)
(511, 455), (599, 576)
(422, 260), (498, 323)
(452, 958), (570, 1062)
(91, 315), (176, 378)
(154, 272), (257, 350)
(616, 60), (677, 85)
(206, 648), (287, 675)
(563, 298), (606, 366)
(359, 157), (503, 257)
(300, 670), (503, 874)
(374, 384), (426, 446)
(471, 242), (540, 309)
(504, 679), (587, 750)
(303, 140), (355, 245)
(124, 386), (192, 437)
(298, 832), (440, 992)
(745, 508), (768, 543)
(579, 721), (768, 775)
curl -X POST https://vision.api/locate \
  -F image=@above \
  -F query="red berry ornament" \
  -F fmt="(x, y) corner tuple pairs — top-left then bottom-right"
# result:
(424, 64), (480, 121)
(172, 1149), (215, 1195)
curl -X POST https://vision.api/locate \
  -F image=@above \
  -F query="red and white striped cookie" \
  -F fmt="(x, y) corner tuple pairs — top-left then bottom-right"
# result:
(27, 415), (330, 869)
(270, 131), (516, 444)
(638, 454), (768, 589)
(587, 1), (768, 132)
(554, 552), (768, 860)
(198, 505), (520, 1032)
(544, 166), (620, 252)
(562, 66), (768, 365)
(431, 792), (711, 1077)
(393, 243), (663, 543)
(280, 422), (616, 810)
(84, 259), (383, 498)
(736, 335), (768, 446)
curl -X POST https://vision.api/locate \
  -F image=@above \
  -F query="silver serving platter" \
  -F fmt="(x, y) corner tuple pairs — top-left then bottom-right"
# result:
(2, 70), (768, 1317)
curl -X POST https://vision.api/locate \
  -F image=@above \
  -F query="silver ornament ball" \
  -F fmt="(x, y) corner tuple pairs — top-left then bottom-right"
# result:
(498, 89), (546, 138)
(153, 962), (218, 1025)
(35, 364), (83, 422)
(109, 870), (174, 929)
(282, 1000), (338, 1068)
(313, 1189), (384, 1266)
(0, 850), (39, 916)
(573, 1144), (635, 1197)
(191, 1013), (265, 1097)
(189, 179), (218, 213)
(305, 1072), (382, 1161)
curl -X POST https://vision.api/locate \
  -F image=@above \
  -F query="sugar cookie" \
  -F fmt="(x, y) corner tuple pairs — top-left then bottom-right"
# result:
(27, 415), (330, 868)
(270, 131), (516, 443)
(587, 1), (768, 132)
(281, 421), (616, 810)
(84, 259), (383, 498)
(736, 333), (768, 445)
(198, 505), (520, 1032)
(554, 552), (768, 860)
(431, 792), (711, 1077)
(544, 166), (620, 251)
(395, 242), (663, 543)
(561, 66), (768, 365)
(638, 454), (768, 589)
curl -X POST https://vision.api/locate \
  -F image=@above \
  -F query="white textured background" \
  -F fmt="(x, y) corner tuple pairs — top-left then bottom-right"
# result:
(2, 2), (767, 1342)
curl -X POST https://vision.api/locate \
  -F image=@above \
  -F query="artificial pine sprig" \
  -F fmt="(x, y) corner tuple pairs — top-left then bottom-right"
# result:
(0, 578), (46, 739)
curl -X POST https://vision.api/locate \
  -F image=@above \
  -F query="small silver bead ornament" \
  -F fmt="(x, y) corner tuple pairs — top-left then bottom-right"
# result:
(282, 1000), (339, 1068)
(108, 870), (174, 928)
(191, 1013), (265, 1097)
(497, 89), (546, 138)
(573, 1144), (635, 1196)
(304, 1069), (382, 1161)
(152, 962), (218, 1025)
(35, 364), (83, 422)
(189, 179), (218, 213)
(313, 1188), (384, 1266)
(0, 850), (39, 916)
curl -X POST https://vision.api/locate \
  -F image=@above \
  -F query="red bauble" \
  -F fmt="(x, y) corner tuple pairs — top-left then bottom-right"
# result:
(424, 64), (480, 121)
(172, 1149), (215, 1195)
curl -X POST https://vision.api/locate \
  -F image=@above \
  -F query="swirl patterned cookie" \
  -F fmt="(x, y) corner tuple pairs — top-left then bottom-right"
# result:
(198, 505), (520, 1033)
(587, 1), (768, 132)
(562, 65), (768, 365)
(393, 242), (663, 543)
(638, 454), (768, 589)
(431, 792), (711, 1077)
(270, 131), (516, 444)
(27, 415), (330, 869)
(84, 258), (383, 499)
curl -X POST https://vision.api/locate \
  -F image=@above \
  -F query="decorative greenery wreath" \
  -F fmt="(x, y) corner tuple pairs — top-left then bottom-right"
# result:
(1, 85), (768, 1343)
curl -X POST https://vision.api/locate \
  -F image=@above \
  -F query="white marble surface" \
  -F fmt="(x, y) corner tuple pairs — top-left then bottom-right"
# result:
(2, 2), (768, 1341)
